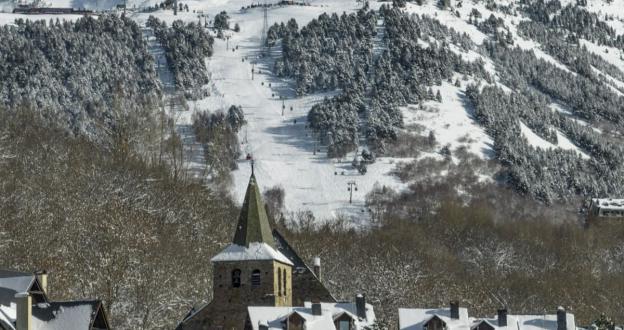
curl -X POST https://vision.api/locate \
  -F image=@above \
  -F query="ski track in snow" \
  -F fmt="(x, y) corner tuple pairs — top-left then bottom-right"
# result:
(144, 27), (207, 180)
(133, 0), (408, 224)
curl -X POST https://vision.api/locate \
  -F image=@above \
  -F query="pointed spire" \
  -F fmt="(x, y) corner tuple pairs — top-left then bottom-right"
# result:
(233, 173), (275, 247)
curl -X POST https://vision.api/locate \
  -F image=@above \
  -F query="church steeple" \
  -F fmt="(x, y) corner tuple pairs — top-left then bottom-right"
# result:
(232, 174), (275, 247)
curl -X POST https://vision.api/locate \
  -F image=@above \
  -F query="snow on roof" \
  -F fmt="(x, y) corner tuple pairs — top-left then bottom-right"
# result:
(399, 307), (471, 330)
(400, 308), (577, 330)
(211, 242), (294, 266)
(472, 319), (504, 330)
(248, 301), (376, 330)
(592, 199), (624, 210)
(304, 301), (376, 326)
(0, 306), (15, 330)
(509, 313), (576, 330)
(32, 301), (99, 330)
(0, 300), (101, 330)
(0, 270), (36, 308)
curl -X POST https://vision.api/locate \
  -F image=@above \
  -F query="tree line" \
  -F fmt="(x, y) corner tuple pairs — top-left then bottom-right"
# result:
(0, 15), (161, 142)
(147, 16), (214, 92)
(271, 5), (490, 156)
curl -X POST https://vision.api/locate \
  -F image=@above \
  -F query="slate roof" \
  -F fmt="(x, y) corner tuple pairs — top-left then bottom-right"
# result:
(507, 313), (576, 330)
(0, 270), (45, 307)
(0, 270), (35, 308)
(32, 300), (105, 330)
(213, 174), (294, 265)
(272, 230), (336, 303)
(233, 174), (275, 247)
(399, 308), (578, 330)
(0, 270), (109, 330)
(399, 307), (471, 330)
(247, 301), (376, 330)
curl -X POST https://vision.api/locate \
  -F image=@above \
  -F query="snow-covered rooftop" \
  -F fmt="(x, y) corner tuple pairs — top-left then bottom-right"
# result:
(211, 242), (294, 266)
(399, 308), (577, 330)
(247, 301), (375, 330)
(399, 307), (471, 330)
(0, 306), (14, 330)
(32, 301), (100, 330)
(591, 198), (624, 211)
(0, 270), (37, 308)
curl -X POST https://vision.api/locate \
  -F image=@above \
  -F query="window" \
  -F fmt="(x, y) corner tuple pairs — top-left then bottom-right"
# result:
(251, 269), (261, 287)
(232, 269), (241, 288)
(278, 269), (282, 296)
(282, 269), (287, 296)
(339, 320), (350, 330)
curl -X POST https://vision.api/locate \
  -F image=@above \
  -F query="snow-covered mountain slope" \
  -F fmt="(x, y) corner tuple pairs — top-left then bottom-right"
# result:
(2, 0), (624, 219)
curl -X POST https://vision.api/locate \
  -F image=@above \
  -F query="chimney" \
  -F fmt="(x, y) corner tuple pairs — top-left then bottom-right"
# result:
(557, 307), (567, 330)
(498, 309), (508, 327)
(313, 257), (321, 281)
(311, 298), (322, 316)
(15, 292), (32, 330)
(450, 301), (460, 320)
(35, 270), (48, 295)
(356, 294), (367, 320)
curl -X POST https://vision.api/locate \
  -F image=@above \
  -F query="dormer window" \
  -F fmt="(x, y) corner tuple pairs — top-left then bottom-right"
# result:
(232, 269), (241, 288)
(251, 269), (261, 287)
(333, 312), (355, 330)
(473, 321), (495, 330)
(284, 312), (305, 330)
(424, 316), (447, 330)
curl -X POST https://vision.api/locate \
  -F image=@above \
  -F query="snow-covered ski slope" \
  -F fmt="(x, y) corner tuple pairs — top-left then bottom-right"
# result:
(132, 0), (410, 224)
(2, 0), (624, 222)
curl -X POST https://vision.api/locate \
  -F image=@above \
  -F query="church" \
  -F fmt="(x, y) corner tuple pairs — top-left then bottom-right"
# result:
(176, 174), (373, 330)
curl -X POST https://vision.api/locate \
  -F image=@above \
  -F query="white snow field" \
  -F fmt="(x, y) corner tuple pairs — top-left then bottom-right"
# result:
(132, 0), (409, 224)
(402, 81), (494, 159)
(519, 121), (589, 159)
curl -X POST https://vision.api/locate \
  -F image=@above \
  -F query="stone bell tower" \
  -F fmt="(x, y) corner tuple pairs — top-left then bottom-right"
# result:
(178, 174), (293, 330)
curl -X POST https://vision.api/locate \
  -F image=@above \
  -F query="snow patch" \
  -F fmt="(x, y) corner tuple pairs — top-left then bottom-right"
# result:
(211, 242), (294, 265)
(519, 121), (589, 159)
(403, 82), (494, 159)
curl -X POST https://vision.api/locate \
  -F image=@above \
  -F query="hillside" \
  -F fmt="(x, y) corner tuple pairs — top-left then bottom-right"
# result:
(1, 0), (624, 328)
(2, 0), (624, 221)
